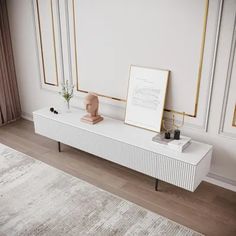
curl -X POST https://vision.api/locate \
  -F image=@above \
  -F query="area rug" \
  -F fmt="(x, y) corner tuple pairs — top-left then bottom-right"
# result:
(0, 143), (203, 236)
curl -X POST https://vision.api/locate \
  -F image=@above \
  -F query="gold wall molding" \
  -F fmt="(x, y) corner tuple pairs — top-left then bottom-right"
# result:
(36, 0), (59, 87)
(72, 0), (209, 117)
(232, 105), (236, 127)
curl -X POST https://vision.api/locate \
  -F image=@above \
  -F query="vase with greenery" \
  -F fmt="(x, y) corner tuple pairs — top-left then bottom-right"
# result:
(59, 80), (74, 112)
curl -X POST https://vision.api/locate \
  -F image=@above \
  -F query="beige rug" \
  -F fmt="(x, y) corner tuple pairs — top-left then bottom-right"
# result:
(0, 143), (203, 236)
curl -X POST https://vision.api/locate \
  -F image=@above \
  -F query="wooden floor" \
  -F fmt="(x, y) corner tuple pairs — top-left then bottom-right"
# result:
(0, 119), (236, 236)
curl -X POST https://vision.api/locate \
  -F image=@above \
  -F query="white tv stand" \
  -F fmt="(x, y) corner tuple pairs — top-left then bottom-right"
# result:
(33, 108), (212, 192)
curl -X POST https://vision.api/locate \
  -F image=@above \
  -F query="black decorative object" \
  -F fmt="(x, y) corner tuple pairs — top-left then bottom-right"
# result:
(50, 107), (58, 114)
(164, 132), (171, 139)
(174, 129), (180, 140)
(155, 179), (159, 191)
(162, 112), (185, 140)
(58, 142), (61, 152)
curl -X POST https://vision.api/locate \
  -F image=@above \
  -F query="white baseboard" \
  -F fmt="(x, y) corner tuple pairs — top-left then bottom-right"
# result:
(204, 173), (236, 192)
(21, 112), (33, 121)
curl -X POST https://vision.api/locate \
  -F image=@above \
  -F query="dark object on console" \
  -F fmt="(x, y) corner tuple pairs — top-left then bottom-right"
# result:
(174, 129), (180, 140)
(50, 107), (58, 114)
(155, 179), (159, 191)
(58, 142), (61, 152)
(164, 132), (171, 139)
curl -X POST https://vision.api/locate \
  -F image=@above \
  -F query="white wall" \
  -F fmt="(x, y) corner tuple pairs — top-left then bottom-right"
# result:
(7, 0), (236, 189)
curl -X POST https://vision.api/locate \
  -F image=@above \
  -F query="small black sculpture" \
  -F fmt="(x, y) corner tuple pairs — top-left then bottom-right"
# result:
(162, 112), (185, 140)
(165, 132), (171, 139)
(50, 107), (58, 114)
(174, 129), (180, 140)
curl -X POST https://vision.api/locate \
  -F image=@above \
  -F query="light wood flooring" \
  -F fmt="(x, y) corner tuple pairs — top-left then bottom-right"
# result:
(0, 119), (236, 236)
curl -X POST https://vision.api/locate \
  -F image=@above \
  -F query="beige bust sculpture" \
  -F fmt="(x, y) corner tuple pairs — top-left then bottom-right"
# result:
(80, 93), (103, 124)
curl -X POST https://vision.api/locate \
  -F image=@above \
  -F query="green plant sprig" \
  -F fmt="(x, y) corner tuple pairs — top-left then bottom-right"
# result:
(59, 80), (74, 103)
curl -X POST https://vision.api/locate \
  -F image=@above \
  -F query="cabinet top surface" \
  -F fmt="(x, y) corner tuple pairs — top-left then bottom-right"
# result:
(33, 108), (212, 165)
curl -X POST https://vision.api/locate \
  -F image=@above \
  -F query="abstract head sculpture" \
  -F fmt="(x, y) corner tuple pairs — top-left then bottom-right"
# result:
(81, 93), (103, 124)
(84, 93), (99, 117)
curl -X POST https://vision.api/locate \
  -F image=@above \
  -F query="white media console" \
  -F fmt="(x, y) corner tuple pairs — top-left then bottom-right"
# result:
(33, 108), (212, 192)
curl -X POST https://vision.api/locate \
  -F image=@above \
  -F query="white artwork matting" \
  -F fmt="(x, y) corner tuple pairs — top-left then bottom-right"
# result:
(125, 66), (169, 132)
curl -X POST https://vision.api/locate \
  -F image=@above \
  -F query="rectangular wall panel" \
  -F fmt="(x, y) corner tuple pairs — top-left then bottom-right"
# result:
(220, 14), (236, 137)
(70, 0), (218, 119)
(34, 0), (63, 90)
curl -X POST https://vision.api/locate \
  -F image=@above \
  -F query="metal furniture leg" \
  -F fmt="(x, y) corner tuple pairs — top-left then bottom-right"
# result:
(155, 179), (159, 191)
(58, 142), (61, 152)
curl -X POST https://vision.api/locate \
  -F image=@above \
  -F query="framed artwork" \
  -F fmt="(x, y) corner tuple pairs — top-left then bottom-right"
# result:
(125, 65), (169, 132)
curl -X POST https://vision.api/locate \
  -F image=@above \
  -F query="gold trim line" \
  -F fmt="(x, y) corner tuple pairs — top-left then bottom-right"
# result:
(232, 105), (236, 127)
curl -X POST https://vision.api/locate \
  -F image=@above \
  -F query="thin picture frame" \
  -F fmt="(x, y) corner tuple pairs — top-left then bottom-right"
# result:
(125, 65), (169, 132)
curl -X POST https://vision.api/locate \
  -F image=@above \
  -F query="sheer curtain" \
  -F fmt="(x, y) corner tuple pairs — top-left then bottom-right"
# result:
(0, 0), (21, 126)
